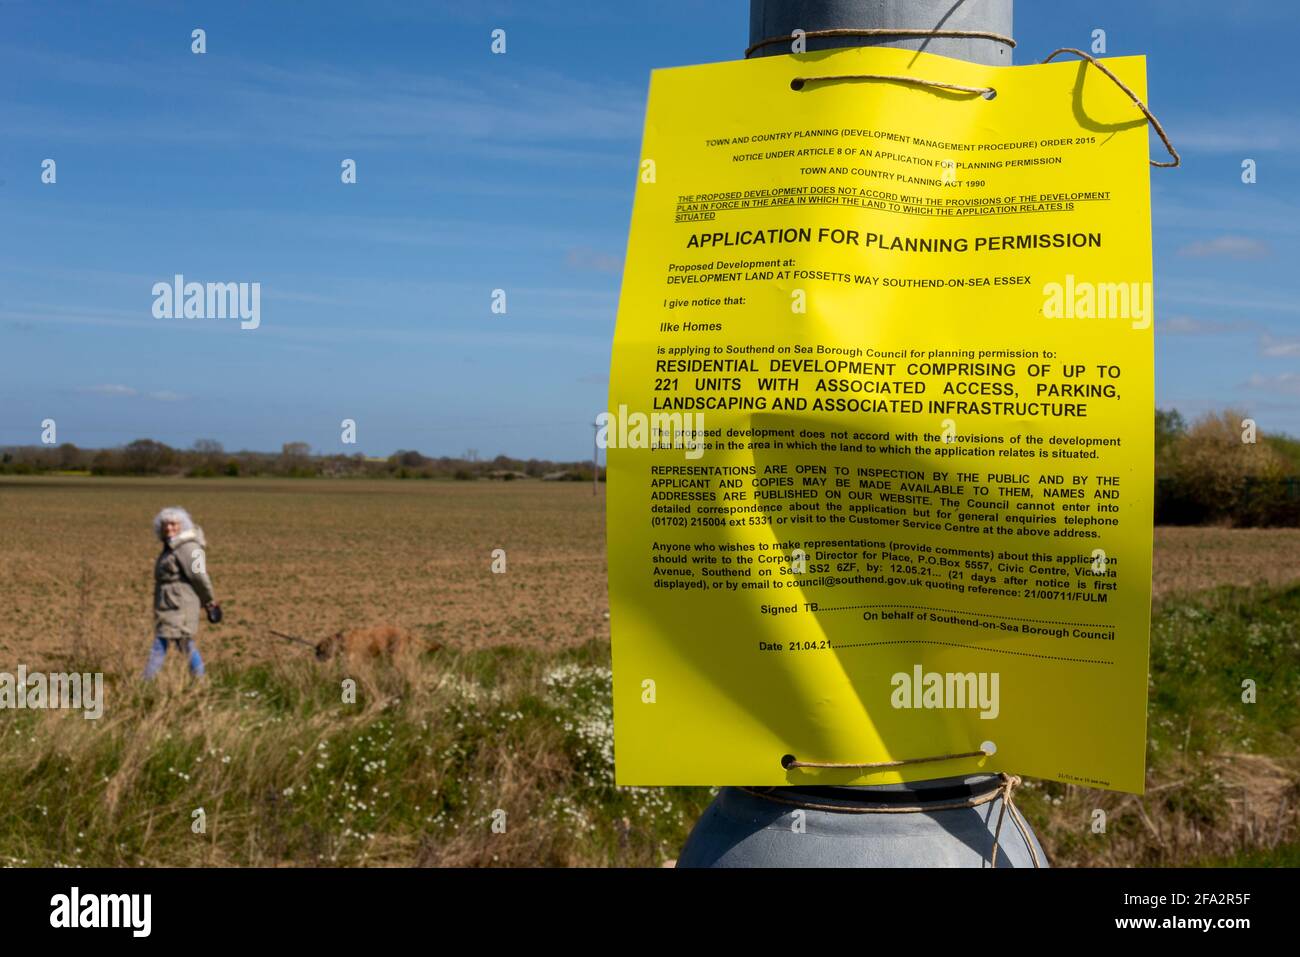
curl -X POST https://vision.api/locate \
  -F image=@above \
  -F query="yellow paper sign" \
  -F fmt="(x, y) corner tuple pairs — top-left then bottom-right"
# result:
(607, 47), (1154, 794)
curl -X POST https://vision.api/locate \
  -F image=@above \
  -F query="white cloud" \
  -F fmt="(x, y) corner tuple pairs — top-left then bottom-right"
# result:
(1171, 121), (1300, 154)
(566, 247), (624, 274)
(81, 384), (137, 397)
(1243, 372), (1300, 395)
(6, 304), (610, 353)
(1176, 235), (1271, 259)
(0, 48), (644, 163)
(77, 384), (188, 402)
(1261, 335), (1300, 357)
(1159, 315), (1256, 335)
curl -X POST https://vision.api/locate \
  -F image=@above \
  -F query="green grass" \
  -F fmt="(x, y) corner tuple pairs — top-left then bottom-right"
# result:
(0, 640), (711, 867)
(1191, 842), (1300, 867)
(1, 584), (1296, 867)
(1018, 583), (1300, 866)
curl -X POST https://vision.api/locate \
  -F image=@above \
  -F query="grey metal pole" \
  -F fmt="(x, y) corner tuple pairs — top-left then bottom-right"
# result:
(744, 0), (1017, 787)
(676, 0), (1042, 867)
(749, 0), (1013, 65)
(751, 0), (1015, 794)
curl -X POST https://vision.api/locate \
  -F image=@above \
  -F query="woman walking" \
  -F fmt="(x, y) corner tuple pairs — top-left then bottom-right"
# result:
(145, 506), (219, 679)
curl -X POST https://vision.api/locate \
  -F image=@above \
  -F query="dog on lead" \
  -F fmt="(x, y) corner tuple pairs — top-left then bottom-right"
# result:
(270, 625), (442, 661)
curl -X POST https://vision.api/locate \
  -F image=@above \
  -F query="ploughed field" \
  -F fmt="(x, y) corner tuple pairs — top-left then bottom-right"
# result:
(0, 477), (608, 670)
(1, 476), (1296, 669)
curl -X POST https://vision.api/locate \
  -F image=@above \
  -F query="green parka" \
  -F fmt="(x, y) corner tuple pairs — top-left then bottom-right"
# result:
(154, 527), (215, 640)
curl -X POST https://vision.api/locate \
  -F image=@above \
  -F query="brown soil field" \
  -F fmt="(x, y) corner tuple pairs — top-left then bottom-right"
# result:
(1153, 525), (1300, 600)
(0, 477), (608, 670)
(1, 476), (1296, 670)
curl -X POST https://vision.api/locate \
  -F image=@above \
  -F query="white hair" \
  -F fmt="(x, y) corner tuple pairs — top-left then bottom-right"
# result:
(153, 506), (194, 540)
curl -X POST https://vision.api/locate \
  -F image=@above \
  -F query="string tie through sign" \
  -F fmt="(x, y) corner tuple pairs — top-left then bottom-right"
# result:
(1040, 47), (1180, 167)
(760, 29), (1181, 166)
(791, 72), (997, 98)
(780, 746), (990, 771)
(745, 27), (1017, 59)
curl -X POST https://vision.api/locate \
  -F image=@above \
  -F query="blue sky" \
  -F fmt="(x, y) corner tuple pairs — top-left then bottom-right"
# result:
(2, 0), (1297, 459)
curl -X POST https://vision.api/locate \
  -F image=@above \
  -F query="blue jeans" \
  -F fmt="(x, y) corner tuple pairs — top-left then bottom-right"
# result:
(143, 636), (205, 678)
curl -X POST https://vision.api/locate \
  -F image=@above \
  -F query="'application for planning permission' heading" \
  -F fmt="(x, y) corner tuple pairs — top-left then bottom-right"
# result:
(608, 47), (1154, 794)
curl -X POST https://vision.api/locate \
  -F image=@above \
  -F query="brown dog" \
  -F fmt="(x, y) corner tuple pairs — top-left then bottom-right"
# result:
(311, 624), (442, 661)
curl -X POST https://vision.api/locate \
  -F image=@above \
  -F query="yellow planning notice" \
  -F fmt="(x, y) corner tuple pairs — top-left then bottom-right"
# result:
(607, 47), (1154, 794)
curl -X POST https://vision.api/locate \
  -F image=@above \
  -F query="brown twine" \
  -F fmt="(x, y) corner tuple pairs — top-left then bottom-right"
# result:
(782, 747), (989, 770)
(792, 73), (995, 98)
(775, 31), (1180, 168)
(746, 27), (1016, 59)
(1040, 47), (1180, 167)
(740, 771), (1042, 867)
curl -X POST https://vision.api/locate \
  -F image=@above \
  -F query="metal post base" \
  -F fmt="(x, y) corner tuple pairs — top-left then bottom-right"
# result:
(678, 775), (1048, 867)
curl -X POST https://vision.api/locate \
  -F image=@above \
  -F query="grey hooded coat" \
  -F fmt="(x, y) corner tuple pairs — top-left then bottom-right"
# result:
(154, 527), (216, 639)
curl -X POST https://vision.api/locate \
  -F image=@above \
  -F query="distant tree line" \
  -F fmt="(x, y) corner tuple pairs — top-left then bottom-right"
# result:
(4, 412), (1297, 524)
(0, 439), (601, 483)
(1156, 409), (1300, 526)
